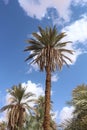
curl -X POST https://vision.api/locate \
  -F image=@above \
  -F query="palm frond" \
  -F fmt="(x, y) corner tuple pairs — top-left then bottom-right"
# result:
(0, 104), (13, 112)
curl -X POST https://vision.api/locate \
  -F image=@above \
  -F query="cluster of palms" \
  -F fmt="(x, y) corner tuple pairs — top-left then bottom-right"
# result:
(0, 25), (74, 130)
(60, 84), (87, 130)
(0, 84), (57, 130)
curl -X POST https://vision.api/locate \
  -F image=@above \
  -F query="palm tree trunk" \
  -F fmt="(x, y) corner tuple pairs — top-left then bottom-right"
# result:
(43, 64), (51, 130)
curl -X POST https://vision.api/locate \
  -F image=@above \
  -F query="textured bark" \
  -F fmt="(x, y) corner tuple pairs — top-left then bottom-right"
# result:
(43, 64), (51, 130)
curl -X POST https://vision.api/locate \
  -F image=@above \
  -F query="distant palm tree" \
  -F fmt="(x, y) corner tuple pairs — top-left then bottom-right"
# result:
(0, 84), (35, 130)
(35, 96), (45, 130)
(34, 96), (58, 130)
(23, 96), (44, 130)
(24, 26), (73, 130)
(68, 84), (87, 118)
(62, 84), (87, 130)
(25, 95), (58, 130)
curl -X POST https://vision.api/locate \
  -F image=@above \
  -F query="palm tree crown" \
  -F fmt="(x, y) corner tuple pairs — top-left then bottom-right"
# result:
(24, 26), (73, 71)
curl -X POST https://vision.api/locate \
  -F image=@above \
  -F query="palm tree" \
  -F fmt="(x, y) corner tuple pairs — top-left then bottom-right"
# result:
(0, 84), (35, 130)
(23, 96), (44, 130)
(65, 84), (87, 129)
(24, 25), (73, 130)
(70, 84), (87, 117)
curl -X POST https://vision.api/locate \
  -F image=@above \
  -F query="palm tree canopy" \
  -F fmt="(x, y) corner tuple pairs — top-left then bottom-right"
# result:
(63, 84), (87, 130)
(24, 26), (74, 71)
(0, 84), (35, 112)
(68, 84), (87, 116)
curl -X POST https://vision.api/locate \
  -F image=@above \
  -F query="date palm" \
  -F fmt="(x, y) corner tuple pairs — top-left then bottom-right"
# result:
(0, 84), (35, 130)
(24, 25), (73, 130)
(65, 84), (87, 129)
(71, 84), (87, 117)
(62, 116), (87, 130)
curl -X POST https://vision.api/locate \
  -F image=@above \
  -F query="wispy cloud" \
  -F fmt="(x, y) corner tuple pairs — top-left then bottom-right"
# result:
(51, 74), (58, 82)
(26, 63), (39, 74)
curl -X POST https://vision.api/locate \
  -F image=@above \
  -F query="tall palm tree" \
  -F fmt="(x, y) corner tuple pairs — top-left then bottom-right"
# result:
(24, 26), (74, 130)
(0, 84), (35, 130)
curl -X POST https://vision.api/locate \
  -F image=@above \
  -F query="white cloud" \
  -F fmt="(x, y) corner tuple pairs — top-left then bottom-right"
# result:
(18, 0), (87, 22)
(2, 0), (87, 23)
(51, 110), (58, 121)
(63, 16), (87, 44)
(59, 106), (74, 123)
(51, 74), (58, 82)
(18, 0), (73, 21)
(26, 63), (39, 74)
(61, 15), (87, 64)
(22, 80), (44, 98)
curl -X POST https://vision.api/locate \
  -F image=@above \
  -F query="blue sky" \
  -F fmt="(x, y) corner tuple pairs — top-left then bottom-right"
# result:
(0, 0), (87, 123)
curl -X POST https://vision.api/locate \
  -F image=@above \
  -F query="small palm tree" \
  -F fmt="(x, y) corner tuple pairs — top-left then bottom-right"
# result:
(24, 25), (74, 130)
(0, 84), (35, 130)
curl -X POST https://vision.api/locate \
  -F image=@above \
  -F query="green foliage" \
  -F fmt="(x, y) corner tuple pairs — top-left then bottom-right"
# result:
(61, 84), (87, 130)
(23, 96), (58, 130)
